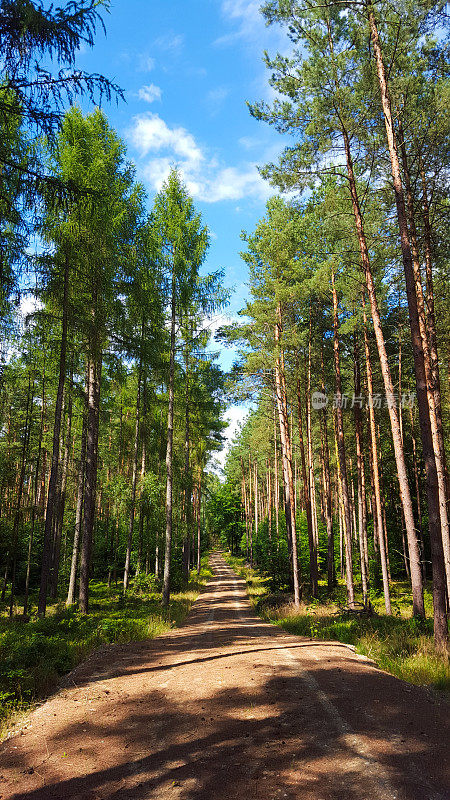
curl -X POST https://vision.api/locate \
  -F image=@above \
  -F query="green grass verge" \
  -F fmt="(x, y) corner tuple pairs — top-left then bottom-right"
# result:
(223, 553), (450, 693)
(0, 559), (212, 734)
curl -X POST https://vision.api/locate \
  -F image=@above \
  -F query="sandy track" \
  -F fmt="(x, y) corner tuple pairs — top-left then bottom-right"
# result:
(0, 553), (448, 800)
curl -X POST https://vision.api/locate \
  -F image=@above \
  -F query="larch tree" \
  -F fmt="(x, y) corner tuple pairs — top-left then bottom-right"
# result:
(151, 169), (210, 608)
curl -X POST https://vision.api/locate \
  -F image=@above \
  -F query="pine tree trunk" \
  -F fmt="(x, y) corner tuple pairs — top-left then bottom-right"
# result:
(353, 331), (369, 602)
(267, 457), (272, 540)
(273, 401), (280, 544)
(364, 306), (392, 613)
(420, 157), (449, 500)
(409, 405), (424, 551)
(38, 255), (69, 616)
(182, 333), (192, 583)
(398, 122), (450, 600)
(398, 323), (404, 444)
(241, 459), (249, 559)
(50, 383), (72, 599)
(297, 375), (317, 595)
(123, 353), (142, 593)
(197, 469), (202, 573)
(367, 2), (447, 647)
(24, 366), (45, 617)
(340, 118), (423, 616)
(307, 310), (320, 588)
(79, 350), (101, 614)
(331, 272), (355, 606)
(155, 544), (159, 578)
(274, 306), (301, 605)
(162, 273), (176, 607)
(66, 397), (88, 606)
(319, 334), (334, 589)
(378, 443), (392, 583)
(248, 456), (254, 564)
(254, 461), (258, 548)
(137, 439), (146, 577)
(9, 376), (32, 616)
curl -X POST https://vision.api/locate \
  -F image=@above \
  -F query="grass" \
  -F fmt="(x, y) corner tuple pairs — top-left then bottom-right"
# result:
(0, 559), (212, 735)
(224, 553), (450, 693)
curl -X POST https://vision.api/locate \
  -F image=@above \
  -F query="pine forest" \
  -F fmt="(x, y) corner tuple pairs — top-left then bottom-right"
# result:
(0, 0), (449, 769)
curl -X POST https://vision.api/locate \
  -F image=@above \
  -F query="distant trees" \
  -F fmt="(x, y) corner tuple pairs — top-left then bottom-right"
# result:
(152, 169), (227, 606)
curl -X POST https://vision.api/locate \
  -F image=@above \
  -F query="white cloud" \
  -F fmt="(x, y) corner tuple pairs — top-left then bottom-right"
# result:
(154, 32), (184, 53)
(216, 0), (292, 82)
(137, 54), (155, 72)
(201, 166), (269, 203)
(127, 113), (271, 203)
(206, 86), (229, 114)
(129, 113), (203, 164)
(238, 135), (262, 150)
(19, 294), (42, 321)
(216, 0), (262, 45)
(138, 84), (162, 104)
(202, 312), (238, 337)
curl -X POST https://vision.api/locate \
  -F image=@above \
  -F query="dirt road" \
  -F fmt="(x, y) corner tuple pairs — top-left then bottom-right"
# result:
(1, 553), (449, 800)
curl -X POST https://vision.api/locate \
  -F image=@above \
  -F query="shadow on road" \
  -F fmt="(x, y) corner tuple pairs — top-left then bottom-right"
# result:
(1, 555), (448, 800)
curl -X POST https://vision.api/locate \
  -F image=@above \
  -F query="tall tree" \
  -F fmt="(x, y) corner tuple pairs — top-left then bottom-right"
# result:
(151, 169), (210, 607)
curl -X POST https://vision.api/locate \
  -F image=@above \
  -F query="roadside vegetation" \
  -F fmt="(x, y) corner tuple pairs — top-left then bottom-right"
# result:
(0, 559), (212, 735)
(225, 554), (450, 693)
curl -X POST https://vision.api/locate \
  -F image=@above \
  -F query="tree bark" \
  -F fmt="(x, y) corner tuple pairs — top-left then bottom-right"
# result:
(353, 330), (369, 603)
(409, 405), (424, 552)
(367, 2), (447, 647)
(274, 304), (301, 605)
(340, 117), (423, 616)
(273, 400), (280, 544)
(319, 336), (334, 589)
(162, 273), (176, 607)
(66, 391), (88, 606)
(50, 376), (73, 600)
(24, 365), (45, 617)
(182, 328), (192, 583)
(38, 254), (69, 616)
(363, 305), (392, 613)
(9, 375), (32, 616)
(398, 122), (450, 600)
(79, 350), (101, 614)
(297, 374), (317, 596)
(331, 272), (354, 606)
(123, 351), (142, 593)
(420, 157), (449, 500)
(197, 468), (202, 573)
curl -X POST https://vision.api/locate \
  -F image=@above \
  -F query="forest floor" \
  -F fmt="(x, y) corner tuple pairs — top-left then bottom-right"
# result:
(0, 552), (449, 800)
(0, 563), (213, 733)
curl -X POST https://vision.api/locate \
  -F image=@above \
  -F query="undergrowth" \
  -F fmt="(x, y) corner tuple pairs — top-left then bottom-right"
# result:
(224, 553), (450, 693)
(0, 559), (212, 734)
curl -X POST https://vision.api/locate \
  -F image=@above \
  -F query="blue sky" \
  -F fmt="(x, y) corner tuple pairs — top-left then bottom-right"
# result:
(75, 1), (286, 323)
(73, 0), (288, 463)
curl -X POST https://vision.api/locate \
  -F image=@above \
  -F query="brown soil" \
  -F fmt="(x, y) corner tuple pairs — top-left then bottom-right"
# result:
(0, 553), (449, 800)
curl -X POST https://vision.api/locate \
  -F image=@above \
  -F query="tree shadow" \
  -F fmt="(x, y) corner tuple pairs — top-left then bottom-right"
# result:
(1, 556), (448, 800)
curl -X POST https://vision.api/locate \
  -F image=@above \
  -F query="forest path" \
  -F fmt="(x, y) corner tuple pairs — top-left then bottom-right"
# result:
(1, 553), (449, 800)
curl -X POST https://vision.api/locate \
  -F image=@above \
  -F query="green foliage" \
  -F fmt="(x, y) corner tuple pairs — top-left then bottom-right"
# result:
(206, 481), (245, 555)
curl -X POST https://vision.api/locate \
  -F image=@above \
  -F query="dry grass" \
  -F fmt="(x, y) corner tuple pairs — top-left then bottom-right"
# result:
(225, 553), (450, 692)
